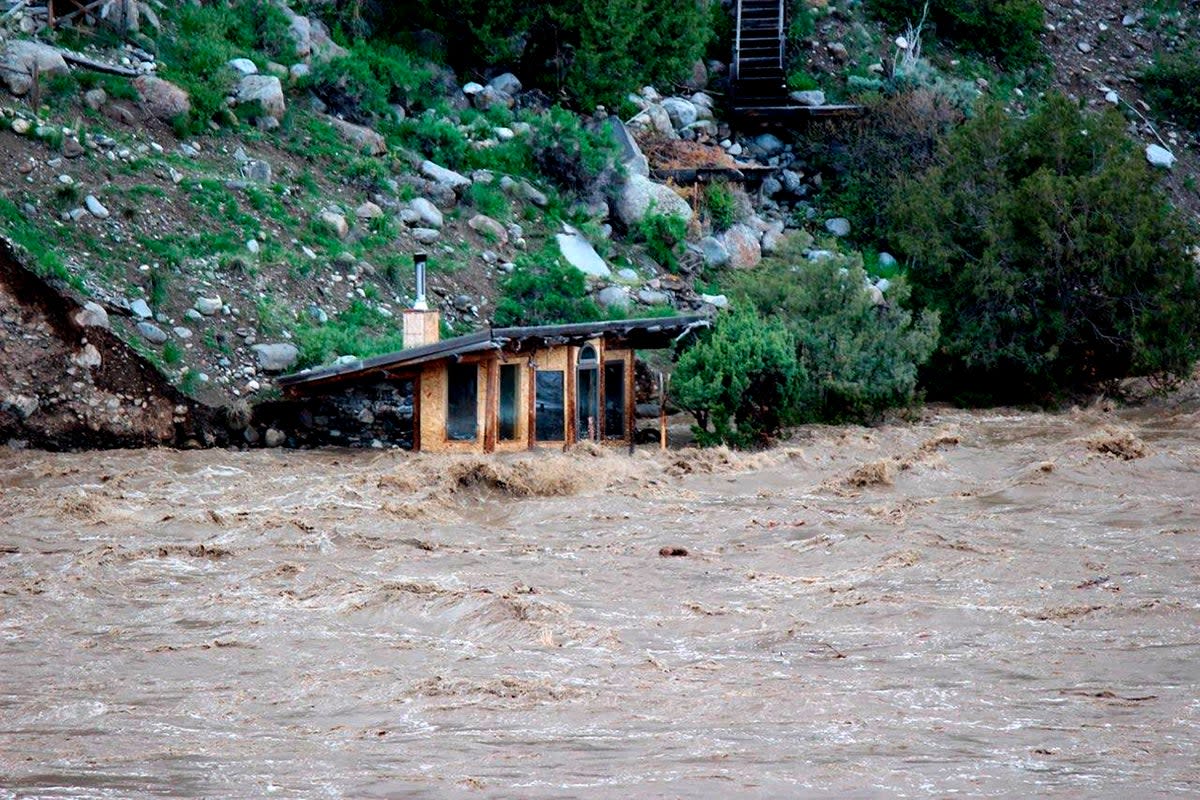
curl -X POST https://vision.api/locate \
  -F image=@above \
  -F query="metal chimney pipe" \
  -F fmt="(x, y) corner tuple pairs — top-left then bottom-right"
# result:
(413, 252), (429, 310)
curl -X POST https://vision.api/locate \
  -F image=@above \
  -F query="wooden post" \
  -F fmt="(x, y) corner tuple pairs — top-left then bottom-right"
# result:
(565, 346), (576, 450)
(658, 372), (669, 451)
(483, 356), (499, 454)
(626, 353), (636, 455)
(527, 358), (537, 451)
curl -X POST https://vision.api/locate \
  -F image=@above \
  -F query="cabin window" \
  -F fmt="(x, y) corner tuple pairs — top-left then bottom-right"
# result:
(577, 346), (600, 442)
(499, 364), (520, 441)
(446, 363), (478, 441)
(535, 370), (564, 441)
(604, 361), (626, 439)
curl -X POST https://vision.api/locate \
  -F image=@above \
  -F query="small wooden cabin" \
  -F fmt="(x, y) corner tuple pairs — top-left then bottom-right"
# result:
(276, 311), (708, 453)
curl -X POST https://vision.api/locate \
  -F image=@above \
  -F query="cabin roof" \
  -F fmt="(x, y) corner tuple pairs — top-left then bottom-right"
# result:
(277, 314), (710, 393)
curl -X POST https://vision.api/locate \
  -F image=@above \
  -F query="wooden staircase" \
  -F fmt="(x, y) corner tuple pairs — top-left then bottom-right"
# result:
(730, 0), (862, 122)
(731, 0), (788, 114)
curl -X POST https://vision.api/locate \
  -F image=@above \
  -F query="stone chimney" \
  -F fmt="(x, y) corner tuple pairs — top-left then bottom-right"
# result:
(403, 252), (440, 348)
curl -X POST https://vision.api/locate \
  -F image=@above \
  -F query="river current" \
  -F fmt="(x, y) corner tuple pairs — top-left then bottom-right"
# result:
(1, 402), (1197, 797)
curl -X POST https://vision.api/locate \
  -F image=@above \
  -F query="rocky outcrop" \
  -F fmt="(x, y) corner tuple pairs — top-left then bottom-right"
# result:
(615, 175), (692, 227)
(0, 40), (69, 96)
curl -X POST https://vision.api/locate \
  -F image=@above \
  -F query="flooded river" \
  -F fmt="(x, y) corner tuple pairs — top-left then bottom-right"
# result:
(1, 401), (1198, 798)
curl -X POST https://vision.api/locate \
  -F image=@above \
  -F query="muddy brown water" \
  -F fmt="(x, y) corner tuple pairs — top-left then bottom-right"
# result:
(1, 404), (1198, 798)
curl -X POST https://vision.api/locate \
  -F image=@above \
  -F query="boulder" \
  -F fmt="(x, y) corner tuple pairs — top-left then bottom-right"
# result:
(790, 89), (826, 107)
(488, 72), (523, 95)
(194, 296), (223, 316)
(409, 198), (444, 229)
(235, 75), (287, 120)
(700, 293), (730, 309)
(1146, 144), (1175, 170)
(699, 236), (730, 268)
(615, 174), (692, 227)
(722, 224), (762, 270)
(136, 322), (168, 344)
(130, 299), (153, 319)
(468, 214), (508, 244)
(825, 217), (851, 237)
(662, 97), (699, 130)
(227, 58), (258, 76)
(326, 116), (387, 155)
(133, 75), (191, 120)
(1, 41), (69, 96)
(752, 133), (785, 158)
(412, 227), (441, 244)
(556, 225), (612, 279)
(252, 343), (300, 373)
(355, 202), (383, 220)
(597, 286), (631, 311)
(512, 179), (548, 207)
(878, 252), (899, 270)
(85, 195), (110, 220)
(318, 210), (349, 239)
(73, 302), (110, 330)
(473, 85), (514, 111)
(637, 288), (671, 305)
(421, 160), (471, 192)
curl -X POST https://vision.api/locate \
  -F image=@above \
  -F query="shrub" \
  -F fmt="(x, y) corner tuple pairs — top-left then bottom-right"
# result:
(1141, 46), (1200, 130)
(705, 182), (736, 231)
(867, 0), (1044, 70)
(731, 241), (939, 423)
(293, 300), (405, 369)
(636, 209), (688, 272)
(527, 106), (620, 197)
(887, 95), (1200, 402)
(492, 242), (603, 326)
(673, 307), (806, 447)
(303, 40), (435, 124)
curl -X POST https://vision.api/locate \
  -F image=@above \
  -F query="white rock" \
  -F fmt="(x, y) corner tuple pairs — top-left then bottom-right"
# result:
(73, 301), (110, 330)
(84, 195), (109, 220)
(409, 198), (444, 228)
(130, 298), (153, 319)
(235, 75), (287, 120)
(615, 174), (692, 226)
(701, 293), (729, 308)
(420, 160), (471, 191)
(722, 224), (762, 270)
(1146, 144), (1175, 170)
(227, 58), (258, 76)
(195, 296), (223, 316)
(1, 41), (69, 96)
(825, 217), (851, 237)
(556, 225), (612, 279)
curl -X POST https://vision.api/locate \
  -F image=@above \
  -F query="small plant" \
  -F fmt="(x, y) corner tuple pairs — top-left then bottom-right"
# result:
(635, 208), (688, 272)
(147, 267), (170, 308)
(1141, 46), (1200, 130)
(705, 182), (736, 231)
(466, 182), (509, 221)
(163, 340), (183, 365)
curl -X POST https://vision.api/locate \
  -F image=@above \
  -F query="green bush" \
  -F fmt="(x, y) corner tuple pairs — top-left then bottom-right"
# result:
(673, 308), (806, 448)
(732, 241), (939, 423)
(1141, 47), (1200, 130)
(493, 242), (603, 326)
(293, 300), (405, 369)
(867, 0), (1044, 70)
(527, 107), (620, 196)
(887, 95), (1200, 401)
(636, 208), (688, 272)
(705, 182), (736, 231)
(303, 40), (435, 123)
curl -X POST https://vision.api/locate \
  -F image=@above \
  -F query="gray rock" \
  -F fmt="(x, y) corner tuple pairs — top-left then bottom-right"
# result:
(3, 393), (39, 419)
(264, 428), (287, 448)
(1076, 40), (1092, 54)
(555, 225), (612, 279)
(700, 236), (730, 268)
(133, 75), (190, 120)
(73, 344), (102, 369)
(597, 286), (631, 310)
(617, 267), (639, 281)
(752, 133), (785, 158)
(307, 304), (328, 324)
(73, 301), (110, 330)
(136, 321), (168, 344)
(235, 75), (287, 120)
(488, 72), (522, 95)
(318, 210), (349, 239)
(227, 58), (258, 76)
(420, 160), (471, 191)
(194, 296), (223, 316)
(1146, 144), (1175, 170)
(326, 115), (387, 156)
(878, 252), (898, 270)
(781, 170), (804, 194)
(761, 227), (786, 255)
(84, 195), (110, 220)
(242, 159), (272, 183)
(468, 214), (508, 243)
(453, 294), (473, 311)
(700, 293), (729, 309)
(662, 97), (699, 129)
(637, 288), (671, 305)
(130, 298), (153, 319)
(825, 217), (852, 237)
(356, 201), (383, 220)
(512, 180), (548, 207)
(252, 343), (300, 373)
(184, 308), (203, 322)
(290, 63), (311, 81)
(615, 174), (692, 226)
(790, 89), (826, 107)
(761, 176), (783, 197)
(722, 224), (762, 270)
(1, 41), (69, 96)
(473, 85), (513, 111)
(409, 197), (444, 228)
(412, 227), (441, 244)
(173, 327), (193, 340)
(462, 81), (485, 96)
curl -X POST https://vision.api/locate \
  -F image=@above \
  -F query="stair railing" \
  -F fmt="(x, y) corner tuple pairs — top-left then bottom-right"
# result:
(733, 0), (743, 84)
